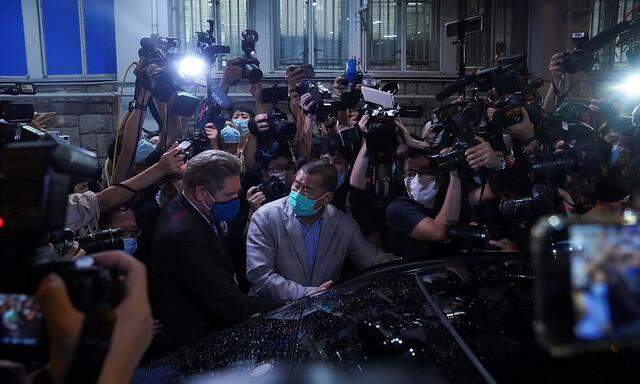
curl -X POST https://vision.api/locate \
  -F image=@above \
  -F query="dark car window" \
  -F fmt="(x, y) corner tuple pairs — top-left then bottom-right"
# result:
(292, 272), (487, 383)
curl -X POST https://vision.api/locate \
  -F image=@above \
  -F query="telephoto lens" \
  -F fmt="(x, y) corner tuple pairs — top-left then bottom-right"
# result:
(528, 151), (575, 181)
(499, 183), (559, 222)
(447, 224), (494, 250)
(76, 228), (125, 254)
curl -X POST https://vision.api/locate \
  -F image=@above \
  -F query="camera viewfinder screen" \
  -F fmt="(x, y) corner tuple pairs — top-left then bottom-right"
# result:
(0, 294), (42, 346)
(570, 224), (640, 341)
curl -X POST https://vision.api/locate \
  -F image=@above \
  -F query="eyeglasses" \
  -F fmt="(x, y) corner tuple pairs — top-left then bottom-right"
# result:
(266, 164), (294, 174)
(405, 170), (433, 179)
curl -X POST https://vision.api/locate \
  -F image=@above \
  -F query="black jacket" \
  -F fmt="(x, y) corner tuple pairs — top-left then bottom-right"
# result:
(146, 194), (277, 358)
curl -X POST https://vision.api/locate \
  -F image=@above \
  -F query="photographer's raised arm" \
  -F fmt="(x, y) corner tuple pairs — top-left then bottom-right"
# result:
(155, 99), (183, 152)
(250, 82), (268, 114)
(98, 144), (184, 214)
(113, 78), (151, 184)
(543, 52), (567, 114)
(411, 172), (462, 243)
(349, 114), (371, 190)
(243, 114), (269, 172)
(298, 93), (315, 159)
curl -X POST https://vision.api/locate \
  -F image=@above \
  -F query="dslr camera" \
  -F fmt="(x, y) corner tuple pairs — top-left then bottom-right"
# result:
(297, 80), (333, 122)
(258, 176), (288, 203)
(138, 35), (200, 116)
(248, 109), (297, 142)
(0, 141), (123, 363)
(48, 228), (126, 256)
(528, 122), (611, 182)
(230, 29), (263, 84)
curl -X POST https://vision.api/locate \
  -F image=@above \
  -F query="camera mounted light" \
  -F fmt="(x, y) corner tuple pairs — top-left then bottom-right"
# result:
(177, 56), (207, 85)
(612, 73), (640, 97)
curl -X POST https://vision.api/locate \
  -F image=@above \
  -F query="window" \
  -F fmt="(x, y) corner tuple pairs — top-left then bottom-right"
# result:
(0, 0), (28, 77)
(0, 0), (118, 78)
(272, 0), (350, 71)
(462, 0), (529, 68)
(365, 0), (440, 72)
(177, 0), (254, 62)
(591, 0), (638, 70)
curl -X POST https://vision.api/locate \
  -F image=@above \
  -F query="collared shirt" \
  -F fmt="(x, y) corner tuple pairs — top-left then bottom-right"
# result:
(181, 192), (220, 238)
(297, 217), (324, 273)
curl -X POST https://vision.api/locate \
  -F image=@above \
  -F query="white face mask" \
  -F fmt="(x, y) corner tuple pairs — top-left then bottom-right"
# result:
(405, 175), (438, 206)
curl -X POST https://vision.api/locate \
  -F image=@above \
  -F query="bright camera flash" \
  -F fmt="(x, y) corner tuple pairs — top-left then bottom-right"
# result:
(178, 56), (206, 79)
(613, 73), (640, 97)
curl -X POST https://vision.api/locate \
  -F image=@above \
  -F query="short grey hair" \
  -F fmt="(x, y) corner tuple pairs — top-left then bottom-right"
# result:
(182, 150), (242, 192)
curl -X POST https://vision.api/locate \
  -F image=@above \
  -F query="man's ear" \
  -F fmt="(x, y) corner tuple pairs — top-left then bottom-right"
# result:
(324, 192), (334, 205)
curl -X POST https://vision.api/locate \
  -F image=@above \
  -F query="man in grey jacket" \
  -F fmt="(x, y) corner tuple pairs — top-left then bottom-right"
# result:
(246, 160), (396, 301)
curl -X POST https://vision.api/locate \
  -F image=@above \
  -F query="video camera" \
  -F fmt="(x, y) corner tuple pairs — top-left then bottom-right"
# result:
(229, 29), (263, 84)
(0, 141), (123, 363)
(138, 35), (200, 116)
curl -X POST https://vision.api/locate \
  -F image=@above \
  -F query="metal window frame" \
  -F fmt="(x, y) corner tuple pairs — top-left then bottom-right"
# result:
(1, 0), (117, 81)
(361, 0), (443, 74)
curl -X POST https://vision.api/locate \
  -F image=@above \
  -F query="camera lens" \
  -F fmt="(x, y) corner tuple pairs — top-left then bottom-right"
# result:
(77, 228), (125, 254)
(528, 152), (575, 181)
(499, 197), (535, 222)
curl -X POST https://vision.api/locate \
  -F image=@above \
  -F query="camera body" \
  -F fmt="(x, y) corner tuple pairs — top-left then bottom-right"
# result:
(249, 109), (297, 142)
(429, 136), (478, 174)
(365, 106), (401, 156)
(561, 32), (598, 74)
(231, 29), (263, 84)
(0, 141), (123, 360)
(0, 100), (35, 123)
(258, 176), (288, 203)
(138, 35), (200, 116)
(297, 80), (333, 122)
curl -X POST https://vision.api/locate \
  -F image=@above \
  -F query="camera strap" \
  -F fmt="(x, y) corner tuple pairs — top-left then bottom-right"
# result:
(65, 306), (116, 384)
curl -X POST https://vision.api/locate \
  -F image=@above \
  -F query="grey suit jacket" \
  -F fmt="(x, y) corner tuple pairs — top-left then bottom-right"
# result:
(246, 197), (395, 301)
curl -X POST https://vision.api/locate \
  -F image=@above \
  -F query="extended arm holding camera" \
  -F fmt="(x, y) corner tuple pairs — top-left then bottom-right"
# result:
(543, 52), (567, 114)
(298, 93), (315, 159)
(412, 171), (462, 243)
(97, 144), (184, 214)
(349, 115), (371, 191)
(112, 76), (151, 184)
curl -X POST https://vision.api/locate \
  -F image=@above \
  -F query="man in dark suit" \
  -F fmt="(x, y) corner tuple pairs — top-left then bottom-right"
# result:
(147, 150), (277, 358)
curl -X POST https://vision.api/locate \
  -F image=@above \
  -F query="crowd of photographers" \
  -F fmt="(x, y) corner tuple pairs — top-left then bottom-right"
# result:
(4, 34), (640, 380)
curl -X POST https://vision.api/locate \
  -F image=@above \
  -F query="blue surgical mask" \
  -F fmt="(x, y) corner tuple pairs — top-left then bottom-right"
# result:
(233, 119), (249, 135)
(336, 171), (347, 189)
(609, 145), (623, 167)
(134, 139), (155, 164)
(123, 237), (138, 255)
(206, 190), (240, 223)
(288, 191), (326, 217)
